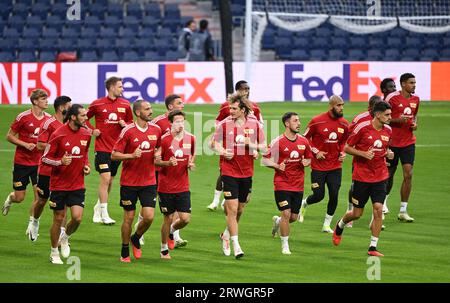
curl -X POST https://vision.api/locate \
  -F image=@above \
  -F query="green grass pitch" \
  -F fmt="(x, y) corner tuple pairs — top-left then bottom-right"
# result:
(0, 102), (449, 282)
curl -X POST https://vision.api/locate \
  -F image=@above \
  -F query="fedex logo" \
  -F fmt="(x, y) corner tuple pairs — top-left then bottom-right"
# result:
(285, 64), (393, 102)
(98, 64), (213, 103)
(0, 63), (61, 104)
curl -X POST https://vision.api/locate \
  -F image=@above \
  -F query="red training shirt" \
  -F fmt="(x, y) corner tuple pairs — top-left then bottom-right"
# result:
(37, 116), (63, 176)
(216, 101), (263, 124)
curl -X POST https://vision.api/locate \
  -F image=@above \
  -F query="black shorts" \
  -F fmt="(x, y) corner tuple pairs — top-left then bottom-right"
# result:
(49, 189), (86, 211)
(387, 144), (415, 168)
(310, 168), (342, 191)
(351, 180), (386, 209)
(12, 164), (38, 191)
(95, 151), (121, 177)
(158, 191), (191, 215)
(120, 185), (157, 211)
(222, 175), (252, 203)
(36, 175), (50, 199)
(274, 191), (303, 213)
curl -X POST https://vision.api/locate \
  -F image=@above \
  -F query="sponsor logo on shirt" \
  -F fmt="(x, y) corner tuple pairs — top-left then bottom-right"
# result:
(410, 103), (417, 108)
(326, 132), (338, 143)
(147, 135), (157, 140)
(290, 151), (299, 159)
(140, 141), (151, 151)
(117, 107), (126, 113)
(105, 113), (119, 124)
(297, 145), (305, 150)
(381, 135), (389, 141)
(71, 146), (80, 155)
(337, 127), (344, 133)
(403, 107), (412, 115)
(235, 134), (245, 144)
(80, 140), (87, 146)
(174, 149), (184, 158)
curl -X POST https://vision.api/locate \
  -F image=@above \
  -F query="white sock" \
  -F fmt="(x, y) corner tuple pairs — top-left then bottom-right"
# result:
(384, 195), (389, 206)
(223, 227), (230, 240)
(280, 236), (289, 246)
(160, 243), (168, 251)
(302, 198), (308, 208)
(100, 203), (109, 216)
(138, 214), (143, 222)
(323, 214), (333, 227)
(28, 216), (34, 223)
(230, 235), (239, 247)
(173, 229), (181, 241)
(338, 219), (346, 229)
(5, 193), (12, 204)
(51, 247), (59, 254)
(32, 216), (39, 223)
(276, 216), (281, 225)
(400, 202), (408, 213)
(213, 190), (222, 203)
(60, 227), (65, 235)
(370, 236), (379, 248)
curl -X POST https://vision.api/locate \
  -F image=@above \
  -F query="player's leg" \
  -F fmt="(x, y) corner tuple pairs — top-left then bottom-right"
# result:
(159, 192), (174, 259)
(60, 190), (85, 258)
(121, 209), (135, 262)
(299, 170), (326, 222)
(93, 152), (116, 224)
(398, 145), (415, 222)
(385, 146), (400, 214)
(3, 164), (32, 215)
(172, 191), (191, 248)
(322, 169), (342, 233)
(207, 173), (223, 210)
(49, 208), (65, 265)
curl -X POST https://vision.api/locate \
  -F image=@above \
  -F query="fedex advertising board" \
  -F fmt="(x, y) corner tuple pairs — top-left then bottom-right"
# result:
(1, 61), (447, 104)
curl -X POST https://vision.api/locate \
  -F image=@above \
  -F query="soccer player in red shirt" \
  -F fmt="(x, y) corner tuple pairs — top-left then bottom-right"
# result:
(111, 100), (162, 263)
(384, 73), (419, 222)
(42, 104), (92, 264)
(2, 89), (51, 229)
(207, 80), (263, 211)
(87, 76), (133, 225)
(332, 101), (394, 257)
(25, 96), (72, 242)
(262, 112), (311, 255)
(346, 95), (383, 229)
(136, 94), (187, 247)
(211, 93), (266, 259)
(299, 95), (349, 233)
(155, 110), (195, 259)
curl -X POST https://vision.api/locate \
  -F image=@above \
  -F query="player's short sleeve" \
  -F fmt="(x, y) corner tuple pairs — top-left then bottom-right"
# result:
(213, 123), (224, 143)
(304, 139), (313, 159)
(347, 127), (363, 146)
(38, 126), (50, 143)
(113, 131), (128, 153)
(10, 116), (23, 133)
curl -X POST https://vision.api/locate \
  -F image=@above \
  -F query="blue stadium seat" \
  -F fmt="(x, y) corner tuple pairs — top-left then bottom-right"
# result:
(78, 38), (96, 51)
(161, 18), (181, 33)
(46, 15), (64, 27)
(122, 50), (140, 61)
(120, 26), (138, 38)
(231, 4), (244, 17)
(142, 16), (160, 28)
(39, 38), (59, 52)
(350, 36), (368, 49)
(385, 48), (401, 61)
(348, 49), (365, 61)
(424, 35), (441, 48)
(39, 51), (56, 62)
(274, 37), (291, 48)
(405, 37), (422, 48)
(315, 27), (332, 38)
(58, 38), (78, 52)
(309, 49), (326, 61)
(441, 49), (450, 58)
(88, 3), (105, 18)
(96, 38), (115, 51)
(17, 51), (37, 62)
(127, 3), (143, 18)
(276, 28), (292, 38)
(9, 15), (27, 27)
(100, 27), (117, 38)
(387, 37), (402, 48)
(79, 50), (98, 61)
(107, 3), (124, 19)
(158, 27), (173, 38)
(52, 3), (69, 15)
(292, 37), (310, 48)
(0, 51), (15, 62)
(330, 37), (348, 49)
(42, 28), (60, 39)
(100, 50), (119, 62)
(165, 50), (180, 61)
(368, 36), (384, 49)
(62, 26), (79, 39)
(22, 27), (42, 39)
(389, 27), (408, 38)
(422, 48), (439, 60)
(402, 48), (420, 61)
(165, 4), (181, 19)
(30, 3), (50, 18)
(332, 28), (348, 38)
(0, 39), (17, 52)
(84, 15), (103, 31)
(123, 16), (141, 31)
(80, 27), (98, 38)
(312, 37), (328, 48)
(290, 49), (309, 61)
(115, 39), (134, 55)
(328, 49), (345, 61)
(367, 49), (383, 61)
(144, 3), (162, 19)
(143, 50), (158, 61)
(12, 3), (29, 18)
(104, 16), (122, 30)
(3, 27), (21, 38)
(26, 15), (45, 27)
(138, 26), (157, 38)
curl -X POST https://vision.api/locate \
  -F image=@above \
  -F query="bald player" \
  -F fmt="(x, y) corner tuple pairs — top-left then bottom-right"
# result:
(299, 95), (349, 233)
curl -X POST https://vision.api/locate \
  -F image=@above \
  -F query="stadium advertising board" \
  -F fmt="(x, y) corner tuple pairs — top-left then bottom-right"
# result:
(1, 61), (448, 104)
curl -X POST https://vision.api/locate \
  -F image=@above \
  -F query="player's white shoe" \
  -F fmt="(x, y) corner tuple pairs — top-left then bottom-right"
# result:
(29, 219), (39, 242)
(134, 219), (144, 245)
(233, 245), (244, 259)
(382, 203), (389, 214)
(101, 213), (116, 225)
(92, 203), (101, 223)
(206, 201), (218, 211)
(220, 199), (225, 210)
(345, 221), (353, 228)
(60, 234), (71, 258)
(298, 199), (307, 223)
(271, 216), (280, 237)
(25, 218), (33, 237)
(50, 251), (63, 265)
(322, 225), (334, 233)
(398, 212), (414, 222)
(282, 245), (291, 255)
(220, 233), (231, 256)
(2, 197), (12, 216)
(175, 239), (188, 248)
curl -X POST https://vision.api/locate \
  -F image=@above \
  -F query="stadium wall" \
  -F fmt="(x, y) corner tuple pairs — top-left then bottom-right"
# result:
(1, 61), (448, 104)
